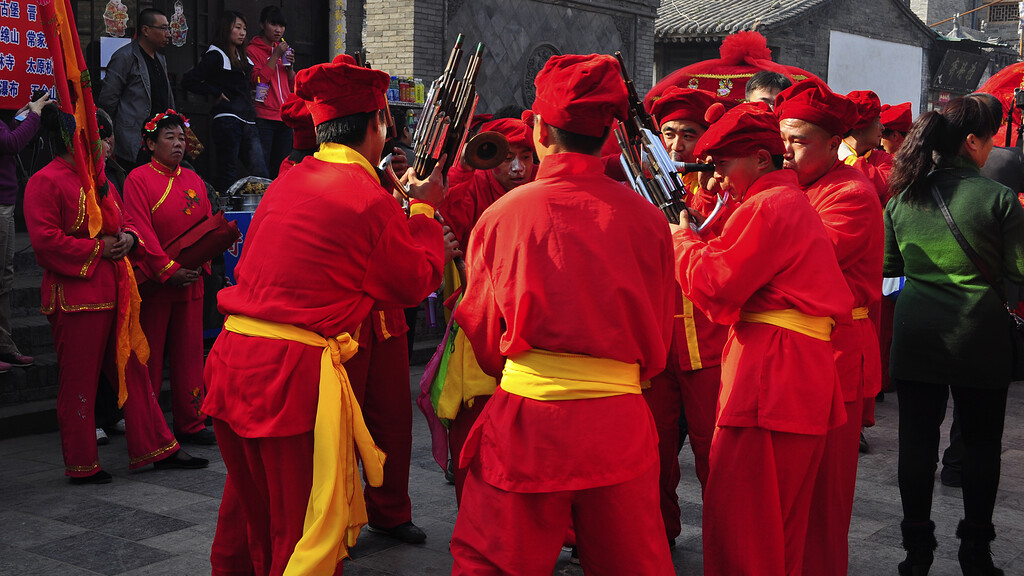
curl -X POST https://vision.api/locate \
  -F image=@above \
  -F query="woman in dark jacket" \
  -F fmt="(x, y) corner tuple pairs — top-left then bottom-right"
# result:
(886, 94), (1024, 576)
(182, 10), (267, 193)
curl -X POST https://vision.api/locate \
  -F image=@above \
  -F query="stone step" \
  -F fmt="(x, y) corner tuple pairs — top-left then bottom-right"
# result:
(10, 272), (43, 319)
(10, 314), (53, 356)
(0, 351), (58, 405)
(13, 231), (43, 277)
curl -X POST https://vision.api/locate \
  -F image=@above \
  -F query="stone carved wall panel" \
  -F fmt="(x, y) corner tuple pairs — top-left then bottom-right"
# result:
(446, 0), (630, 113)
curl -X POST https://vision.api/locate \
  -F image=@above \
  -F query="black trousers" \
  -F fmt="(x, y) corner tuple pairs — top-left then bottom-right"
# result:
(897, 379), (1008, 525)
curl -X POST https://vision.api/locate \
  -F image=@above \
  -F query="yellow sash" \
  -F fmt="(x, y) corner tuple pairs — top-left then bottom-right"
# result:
(223, 315), (386, 576)
(851, 306), (869, 320)
(738, 309), (835, 341)
(500, 349), (642, 401)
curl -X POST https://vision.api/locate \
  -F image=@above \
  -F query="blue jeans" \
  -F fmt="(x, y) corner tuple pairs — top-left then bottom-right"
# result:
(256, 118), (293, 179)
(211, 116), (268, 193)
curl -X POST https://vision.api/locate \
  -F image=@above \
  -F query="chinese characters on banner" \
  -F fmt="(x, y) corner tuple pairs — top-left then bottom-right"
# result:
(0, 1), (55, 109)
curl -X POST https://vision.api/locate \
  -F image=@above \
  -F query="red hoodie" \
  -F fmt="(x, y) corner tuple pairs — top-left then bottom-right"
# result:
(248, 36), (294, 122)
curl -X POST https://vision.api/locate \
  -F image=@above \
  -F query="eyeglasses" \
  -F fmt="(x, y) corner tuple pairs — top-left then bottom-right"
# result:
(146, 25), (171, 32)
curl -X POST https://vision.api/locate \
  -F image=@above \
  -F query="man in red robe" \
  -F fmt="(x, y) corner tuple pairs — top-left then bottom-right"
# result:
(880, 102), (912, 155)
(277, 93), (317, 178)
(674, 101), (852, 575)
(434, 116), (535, 505)
(122, 111), (214, 444)
(776, 80), (884, 576)
(644, 87), (737, 546)
(449, 54), (676, 575)
(840, 90), (894, 206)
(202, 56), (445, 575)
(441, 117), (534, 252)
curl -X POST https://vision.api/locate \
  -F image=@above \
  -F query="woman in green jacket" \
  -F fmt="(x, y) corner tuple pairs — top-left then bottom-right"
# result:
(886, 94), (1024, 576)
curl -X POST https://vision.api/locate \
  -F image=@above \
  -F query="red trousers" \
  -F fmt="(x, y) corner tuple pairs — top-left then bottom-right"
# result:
(803, 399), (862, 575)
(448, 394), (490, 507)
(210, 419), (341, 576)
(50, 308), (179, 477)
(451, 460), (673, 576)
(345, 331), (413, 528)
(140, 296), (207, 434)
(643, 363), (721, 539)
(703, 426), (826, 576)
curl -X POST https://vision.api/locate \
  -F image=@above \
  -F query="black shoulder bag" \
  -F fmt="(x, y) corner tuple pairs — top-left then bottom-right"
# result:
(931, 183), (1024, 381)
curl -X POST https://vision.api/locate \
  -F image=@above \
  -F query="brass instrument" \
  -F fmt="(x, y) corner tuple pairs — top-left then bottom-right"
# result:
(613, 52), (724, 233)
(381, 35), (507, 196)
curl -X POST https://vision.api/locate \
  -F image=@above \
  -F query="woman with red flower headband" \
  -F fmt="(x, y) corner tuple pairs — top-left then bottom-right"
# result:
(122, 110), (216, 445)
(24, 105), (209, 484)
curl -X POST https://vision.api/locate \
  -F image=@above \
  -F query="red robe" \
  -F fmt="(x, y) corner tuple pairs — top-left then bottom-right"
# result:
(123, 160), (212, 435)
(841, 145), (893, 206)
(203, 149), (443, 574)
(441, 169), (510, 251)
(674, 169), (853, 576)
(24, 157), (179, 476)
(450, 152), (675, 574)
(645, 176), (736, 540)
(800, 161), (883, 576)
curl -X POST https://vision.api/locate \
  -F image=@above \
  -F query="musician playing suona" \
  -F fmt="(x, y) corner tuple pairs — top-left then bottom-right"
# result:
(202, 56), (445, 575)
(449, 53), (676, 575)
(437, 117), (535, 506)
(841, 90), (895, 206)
(442, 117), (534, 253)
(25, 106), (208, 484)
(643, 86), (737, 546)
(775, 79), (884, 576)
(673, 101), (852, 576)
(122, 110), (215, 445)
(277, 93), (317, 178)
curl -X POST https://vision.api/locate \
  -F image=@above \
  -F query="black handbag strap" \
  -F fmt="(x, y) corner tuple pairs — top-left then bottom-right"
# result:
(930, 183), (1013, 310)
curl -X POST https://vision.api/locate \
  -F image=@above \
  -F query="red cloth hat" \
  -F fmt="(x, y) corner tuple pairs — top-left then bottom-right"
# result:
(775, 79), (859, 136)
(532, 54), (628, 138)
(880, 102), (913, 133)
(694, 102), (785, 159)
(294, 58), (390, 126)
(280, 94), (316, 150)
(645, 31), (821, 108)
(478, 117), (533, 150)
(846, 90), (882, 130)
(650, 87), (736, 128)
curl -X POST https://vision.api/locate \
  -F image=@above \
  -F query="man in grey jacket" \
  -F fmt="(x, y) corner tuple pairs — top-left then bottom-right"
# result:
(98, 8), (174, 169)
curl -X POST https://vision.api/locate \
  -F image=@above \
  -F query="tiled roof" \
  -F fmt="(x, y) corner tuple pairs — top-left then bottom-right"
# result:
(656, 0), (833, 41)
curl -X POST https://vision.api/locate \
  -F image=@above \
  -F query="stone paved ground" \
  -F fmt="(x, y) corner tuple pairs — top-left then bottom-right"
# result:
(1, 369), (1022, 575)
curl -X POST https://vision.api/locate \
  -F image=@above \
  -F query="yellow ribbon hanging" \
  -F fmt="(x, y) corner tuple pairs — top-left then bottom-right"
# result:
(223, 314), (386, 575)
(738, 309), (836, 341)
(113, 259), (149, 408)
(500, 349), (642, 402)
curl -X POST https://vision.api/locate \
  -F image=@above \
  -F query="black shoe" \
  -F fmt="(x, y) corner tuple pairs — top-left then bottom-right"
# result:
(153, 449), (209, 470)
(957, 520), (1004, 576)
(569, 546), (580, 565)
(444, 458), (455, 485)
(668, 537), (677, 549)
(876, 390), (885, 402)
(941, 466), (963, 488)
(898, 520), (936, 576)
(70, 470), (113, 485)
(859, 432), (869, 454)
(367, 521), (426, 544)
(176, 427), (217, 445)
